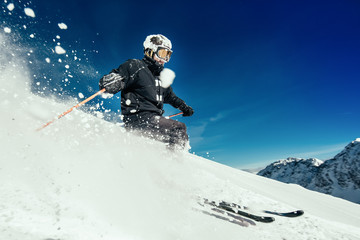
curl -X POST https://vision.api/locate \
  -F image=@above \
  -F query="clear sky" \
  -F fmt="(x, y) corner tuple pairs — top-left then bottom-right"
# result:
(3, 0), (360, 169)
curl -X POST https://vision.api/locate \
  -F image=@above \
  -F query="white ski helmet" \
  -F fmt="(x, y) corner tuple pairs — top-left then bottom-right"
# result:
(143, 34), (173, 62)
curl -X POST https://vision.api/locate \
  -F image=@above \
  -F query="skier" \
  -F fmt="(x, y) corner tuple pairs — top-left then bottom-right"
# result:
(99, 34), (194, 149)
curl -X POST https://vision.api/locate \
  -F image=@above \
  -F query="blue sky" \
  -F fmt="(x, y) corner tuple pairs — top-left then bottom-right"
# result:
(3, 0), (360, 169)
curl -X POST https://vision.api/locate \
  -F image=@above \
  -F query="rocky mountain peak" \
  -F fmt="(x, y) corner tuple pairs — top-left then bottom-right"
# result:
(257, 139), (360, 204)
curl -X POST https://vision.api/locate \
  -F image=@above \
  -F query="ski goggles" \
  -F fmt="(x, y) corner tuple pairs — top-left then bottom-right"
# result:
(155, 47), (172, 62)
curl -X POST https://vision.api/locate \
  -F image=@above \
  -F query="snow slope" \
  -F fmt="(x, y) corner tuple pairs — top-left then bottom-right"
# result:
(1, 15), (360, 240)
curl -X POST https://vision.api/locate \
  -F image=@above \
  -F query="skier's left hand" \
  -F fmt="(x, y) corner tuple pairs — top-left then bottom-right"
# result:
(179, 103), (194, 117)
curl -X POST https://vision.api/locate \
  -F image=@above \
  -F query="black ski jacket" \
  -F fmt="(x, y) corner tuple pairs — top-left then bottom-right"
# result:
(99, 56), (186, 117)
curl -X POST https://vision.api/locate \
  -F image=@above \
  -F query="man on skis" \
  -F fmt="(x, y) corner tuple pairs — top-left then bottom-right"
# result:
(99, 34), (194, 149)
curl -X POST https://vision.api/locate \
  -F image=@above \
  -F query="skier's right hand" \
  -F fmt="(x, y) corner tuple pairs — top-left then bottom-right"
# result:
(179, 103), (194, 117)
(99, 73), (125, 94)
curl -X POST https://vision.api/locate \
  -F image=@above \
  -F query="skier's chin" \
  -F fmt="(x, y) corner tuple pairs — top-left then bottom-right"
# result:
(157, 60), (165, 66)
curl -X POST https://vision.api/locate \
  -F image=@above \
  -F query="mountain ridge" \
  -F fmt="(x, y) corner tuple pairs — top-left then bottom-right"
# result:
(258, 139), (360, 204)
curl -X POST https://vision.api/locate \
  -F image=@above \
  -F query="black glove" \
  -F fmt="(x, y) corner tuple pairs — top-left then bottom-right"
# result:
(99, 73), (124, 94)
(179, 103), (194, 117)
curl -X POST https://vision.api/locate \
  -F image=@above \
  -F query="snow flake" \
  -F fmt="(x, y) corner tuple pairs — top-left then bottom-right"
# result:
(4, 27), (11, 33)
(7, 3), (14, 11)
(55, 46), (66, 54)
(125, 99), (131, 106)
(45, 58), (51, 63)
(58, 23), (68, 30)
(159, 68), (175, 88)
(24, 8), (35, 18)
(78, 93), (84, 99)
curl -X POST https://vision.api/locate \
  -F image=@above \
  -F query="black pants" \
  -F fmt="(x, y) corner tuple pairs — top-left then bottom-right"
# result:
(123, 112), (188, 148)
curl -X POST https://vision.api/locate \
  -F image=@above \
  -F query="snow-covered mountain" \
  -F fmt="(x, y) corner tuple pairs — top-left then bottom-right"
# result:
(257, 157), (324, 186)
(1, 5), (360, 239)
(258, 139), (360, 204)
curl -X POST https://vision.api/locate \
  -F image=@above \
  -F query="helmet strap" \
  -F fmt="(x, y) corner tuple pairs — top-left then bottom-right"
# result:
(144, 49), (154, 59)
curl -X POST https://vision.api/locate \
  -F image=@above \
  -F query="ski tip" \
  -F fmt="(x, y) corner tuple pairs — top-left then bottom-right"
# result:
(262, 216), (275, 223)
(285, 210), (304, 217)
(295, 210), (304, 216)
(263, 209), (305, 218)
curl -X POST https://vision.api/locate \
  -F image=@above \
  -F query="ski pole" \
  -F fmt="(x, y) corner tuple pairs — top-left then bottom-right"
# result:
(36, 88), (106, 131)
(168, 112), (183, 118)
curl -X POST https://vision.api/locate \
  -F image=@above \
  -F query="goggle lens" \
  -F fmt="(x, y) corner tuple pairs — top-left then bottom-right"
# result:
(156, 48), (172, 61)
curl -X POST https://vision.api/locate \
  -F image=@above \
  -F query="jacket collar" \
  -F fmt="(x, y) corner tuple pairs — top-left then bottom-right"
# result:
(143, 56), (164, 76)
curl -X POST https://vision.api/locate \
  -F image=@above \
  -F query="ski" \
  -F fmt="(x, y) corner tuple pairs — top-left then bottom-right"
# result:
(227, 201), (305, 218)
(197, 201), (256, 227)
(263, 210), (304, 218)
(203, 199), (275, 223)
(200, 208), (251, 227)
(200, 198), (304, 223)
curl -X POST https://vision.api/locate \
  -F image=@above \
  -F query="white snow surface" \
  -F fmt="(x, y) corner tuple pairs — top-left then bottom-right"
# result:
(1, 32), (360, 240)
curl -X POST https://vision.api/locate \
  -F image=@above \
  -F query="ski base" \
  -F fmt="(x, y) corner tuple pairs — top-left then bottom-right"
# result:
(196, 201), (256, 227)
